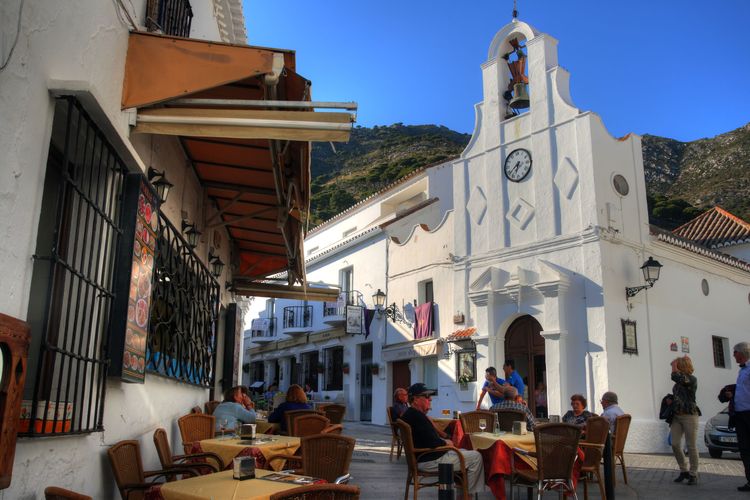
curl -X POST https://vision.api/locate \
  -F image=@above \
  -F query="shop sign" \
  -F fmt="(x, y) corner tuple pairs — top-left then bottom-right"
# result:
(382, 340), (439, 361)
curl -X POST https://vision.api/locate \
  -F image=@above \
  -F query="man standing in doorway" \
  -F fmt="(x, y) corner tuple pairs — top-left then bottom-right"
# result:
(730, 342), (750, 492)
(503, 360), (525, 400)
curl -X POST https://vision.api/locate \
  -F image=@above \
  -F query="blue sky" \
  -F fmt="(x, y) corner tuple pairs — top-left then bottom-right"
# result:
(243, 1), (750, 142)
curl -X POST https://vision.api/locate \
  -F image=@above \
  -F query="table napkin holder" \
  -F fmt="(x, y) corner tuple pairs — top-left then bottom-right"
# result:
(233, 456), (256, 480)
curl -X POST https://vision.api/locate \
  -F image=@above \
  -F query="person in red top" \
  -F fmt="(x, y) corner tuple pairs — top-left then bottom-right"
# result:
(398, 383), (485, 494)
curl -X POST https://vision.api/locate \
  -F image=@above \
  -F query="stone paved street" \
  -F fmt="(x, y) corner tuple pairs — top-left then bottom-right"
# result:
(344, 422), (749, 499)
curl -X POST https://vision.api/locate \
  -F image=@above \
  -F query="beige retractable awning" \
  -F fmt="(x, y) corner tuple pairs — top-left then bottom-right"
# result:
(231, 282), (340, 302)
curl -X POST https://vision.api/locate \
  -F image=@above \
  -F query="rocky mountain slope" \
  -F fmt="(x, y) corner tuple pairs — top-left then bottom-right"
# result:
(309, 122), (750, 229)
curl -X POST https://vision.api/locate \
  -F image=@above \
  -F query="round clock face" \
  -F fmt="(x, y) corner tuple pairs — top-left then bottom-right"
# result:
(504, 148), (532, 182)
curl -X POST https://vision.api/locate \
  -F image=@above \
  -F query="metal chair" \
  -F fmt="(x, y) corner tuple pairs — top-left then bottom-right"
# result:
(612, 414), (632, 485)
(153, 427), (224, 475)
(459, 410), (496, 434)
(322, 403), (347, 424)
(579, 416), (609, 500)
(44, 487), (92, 500)
(386, 406), (404, 461)
(395, 419), (470, 500)
(494, 409), (527, 432)
(177, 413), (216, 454)
(269, 483), (361, 500)
(107, 440), (197, 500)
(510, 423), (581, 500)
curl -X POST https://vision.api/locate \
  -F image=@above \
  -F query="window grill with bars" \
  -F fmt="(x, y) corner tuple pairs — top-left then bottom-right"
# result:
(24, 96), (127, 436)
(147, 214), (219, 386)
(712, 336), (727, 368)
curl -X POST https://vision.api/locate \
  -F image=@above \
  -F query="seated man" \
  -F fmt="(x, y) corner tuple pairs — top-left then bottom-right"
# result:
(213, 386), (257, 432)
(399, 383), (485, 494)
(492, 386), (536, 431)
(476, 366), (505, 410)
(600, 391), (624, 433)
(390, 387), (409, 421)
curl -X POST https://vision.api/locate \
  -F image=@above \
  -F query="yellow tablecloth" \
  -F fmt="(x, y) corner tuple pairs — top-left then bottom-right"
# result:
(199, 434), (300, 471)
(160, 469), (308, 500)
(430, 417), (455, 432)
(255, 420), (279, 434)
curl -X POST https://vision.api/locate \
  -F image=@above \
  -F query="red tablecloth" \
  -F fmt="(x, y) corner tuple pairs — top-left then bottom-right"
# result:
(473, 438), (583, 500)
(443, 419), (471, 449)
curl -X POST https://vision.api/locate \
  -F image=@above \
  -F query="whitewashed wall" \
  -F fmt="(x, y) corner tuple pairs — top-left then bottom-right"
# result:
(0, 1), (242, 497)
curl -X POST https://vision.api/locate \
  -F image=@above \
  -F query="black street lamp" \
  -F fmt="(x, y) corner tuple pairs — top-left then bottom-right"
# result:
(626, 256), (663, 298)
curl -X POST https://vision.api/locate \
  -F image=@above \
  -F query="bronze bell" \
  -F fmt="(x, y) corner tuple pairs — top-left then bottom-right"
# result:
(509, 82), (530, 109)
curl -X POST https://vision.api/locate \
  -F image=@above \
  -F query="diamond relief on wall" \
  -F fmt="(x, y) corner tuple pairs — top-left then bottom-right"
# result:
(554, 157), (579, 199)
(467, 186), (487, 225)
(506, 197), (535, 230)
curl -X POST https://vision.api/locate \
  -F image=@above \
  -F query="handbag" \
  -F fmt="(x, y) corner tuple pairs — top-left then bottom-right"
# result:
(659, 394), (674, 424)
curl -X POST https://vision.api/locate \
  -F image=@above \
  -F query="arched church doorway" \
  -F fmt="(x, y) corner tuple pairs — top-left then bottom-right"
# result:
(504, 315), (546, 417)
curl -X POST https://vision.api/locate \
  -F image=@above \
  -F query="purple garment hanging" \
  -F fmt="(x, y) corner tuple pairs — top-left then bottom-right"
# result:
(413, 302), (433, 339)
(364, 308), (375, 338)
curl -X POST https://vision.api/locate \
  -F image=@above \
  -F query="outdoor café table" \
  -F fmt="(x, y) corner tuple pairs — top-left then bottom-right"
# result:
(159, 469), (318, 500)
(467, 431), (583, 500)
(192, 434), (301, 472)
(430, 417), (468, 448)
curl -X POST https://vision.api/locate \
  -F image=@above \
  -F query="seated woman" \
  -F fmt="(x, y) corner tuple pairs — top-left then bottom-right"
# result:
(213, 386), (257, 432)
(562, 393), (595, 427)
(268, 384), (312, 433)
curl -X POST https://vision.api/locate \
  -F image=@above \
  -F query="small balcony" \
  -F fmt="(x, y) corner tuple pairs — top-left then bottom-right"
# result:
(323, 290), (363, 324)
(146, 0), (194, 38)
(282, 305), (313, 336)
(250, 317), (276, 343)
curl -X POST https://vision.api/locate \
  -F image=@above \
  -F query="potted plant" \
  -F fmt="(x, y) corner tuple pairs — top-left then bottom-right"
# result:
(370, 364), (380, 376)
(457, 373), (472, 391)
(342, 363), (350, 374)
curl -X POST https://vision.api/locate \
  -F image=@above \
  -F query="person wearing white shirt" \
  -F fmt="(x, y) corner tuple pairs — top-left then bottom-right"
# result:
(600, 391), (624, 433)
(730, 342), (750, 492)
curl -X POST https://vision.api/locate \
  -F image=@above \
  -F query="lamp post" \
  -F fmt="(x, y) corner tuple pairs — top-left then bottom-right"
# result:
(625, 256), (663, 298)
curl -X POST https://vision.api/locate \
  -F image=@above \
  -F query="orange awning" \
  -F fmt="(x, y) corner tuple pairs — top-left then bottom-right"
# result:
(121, 32), (356, 288)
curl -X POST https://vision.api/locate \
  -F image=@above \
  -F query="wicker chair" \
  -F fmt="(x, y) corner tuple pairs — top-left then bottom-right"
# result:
(459, 410), (496, 434)
(386, 407), (404, 461)
(153, 427), (224, 475)
(509, 423), (581, 500)
(292, 414), (331, 437)
(285, 409), (324, 435)
(44, 487), (92, 500)
(494, 409), (527, 432)
(579, 416), (609, 500)
(321, 424), (344, 435)
(322, 404), (347, 424)
(267, 434), (356, 484)
(107, 440), (197, 500)
(612, 414), (632, 485)
(269, 483), (361, 500)
(177, 413), (216, 454)
(395, 419), (470, 500)
(204, 400), (220, 415)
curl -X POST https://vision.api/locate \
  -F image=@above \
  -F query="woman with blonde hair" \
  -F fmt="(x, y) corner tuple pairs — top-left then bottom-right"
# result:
(268, 384), (311, 433)
(670, 356), (701, 485)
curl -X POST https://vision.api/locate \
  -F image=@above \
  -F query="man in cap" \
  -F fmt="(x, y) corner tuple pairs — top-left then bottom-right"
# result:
(399, 383), (485, 494)
(600, 391), (624, 433)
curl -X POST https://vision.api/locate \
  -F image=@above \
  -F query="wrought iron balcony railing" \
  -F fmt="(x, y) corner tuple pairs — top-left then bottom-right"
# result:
(146, 0), (193, 38)
(250, 317), (275, 338)
(282, 306), (313, 330)
(323, 290), (362, 317)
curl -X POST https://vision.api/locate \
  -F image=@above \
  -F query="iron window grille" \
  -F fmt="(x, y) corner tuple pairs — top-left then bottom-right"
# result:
(712, 336), (727, 368)
(147, 214), (219, 386)
(24, 96), (128, 436)
(250, 317), (275, 338)
(323, 290), (362, 316)
(145, 0), (193, 38)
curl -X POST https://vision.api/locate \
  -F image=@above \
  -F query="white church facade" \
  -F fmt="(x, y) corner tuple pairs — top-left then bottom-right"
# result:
(245, 18), (750, 453)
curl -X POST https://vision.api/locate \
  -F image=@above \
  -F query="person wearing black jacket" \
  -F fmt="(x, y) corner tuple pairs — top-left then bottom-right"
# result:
(398, 383), (485, 494)
(669, 356), (701, 485)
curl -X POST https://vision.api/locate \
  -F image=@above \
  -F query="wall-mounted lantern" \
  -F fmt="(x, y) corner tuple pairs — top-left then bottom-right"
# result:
(626, 256), (663, 299)
(147, 167), (173, 203)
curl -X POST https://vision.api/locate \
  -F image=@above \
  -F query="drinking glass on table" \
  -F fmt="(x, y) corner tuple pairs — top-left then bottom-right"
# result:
(220, 418), (229, 436)
(478, 418), (487, 432)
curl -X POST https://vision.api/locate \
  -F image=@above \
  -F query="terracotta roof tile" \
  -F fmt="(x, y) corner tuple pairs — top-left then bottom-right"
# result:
(446, 327), (477, 341)
(672, 206), (750, 249)
(650, 225), (750, 273)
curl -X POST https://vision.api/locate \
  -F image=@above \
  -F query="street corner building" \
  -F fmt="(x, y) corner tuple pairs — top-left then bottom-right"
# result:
(242, 16), (750, 457)
(0, 0), (355, 497)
